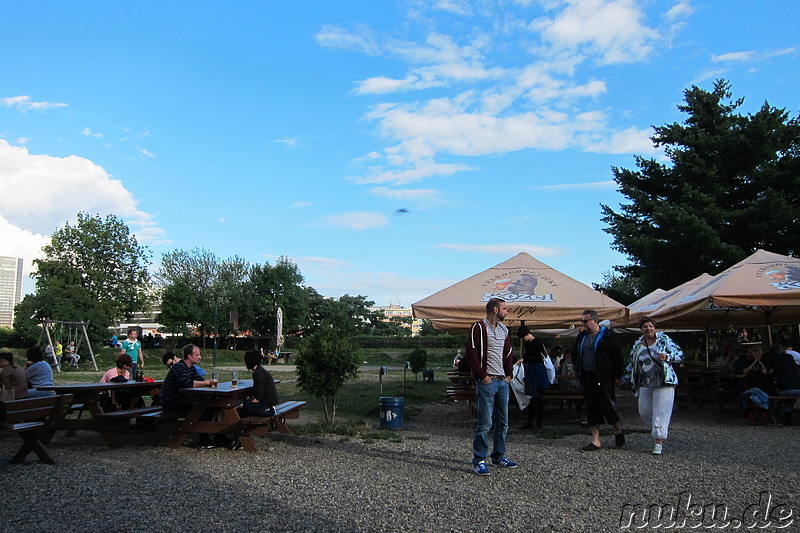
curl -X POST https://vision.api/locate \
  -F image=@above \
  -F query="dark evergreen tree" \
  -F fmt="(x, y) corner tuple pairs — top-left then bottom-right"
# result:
(602, 79), (800, 294)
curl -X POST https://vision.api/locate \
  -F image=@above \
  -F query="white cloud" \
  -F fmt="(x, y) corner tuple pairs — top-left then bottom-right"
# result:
(80, 127), (103, 138)
(16, 137), (30, 145)
(321, 211), (389, 230)
(712, 47), (797, 63)
(136, 146), (155, 158)
(583, 126), (656, 154)
(315, 25), (382, 56)
(355, 75), (441, 95)
(1, 95), (68, 111)
(438, 243), (562, 257)
(332, 2), (675, 188)
(433, 0), (473, 16)
(290, 201), (312, 208)
(0, 214), (50, 294)
(711, 51), (757, 63)
(352, 160), (474, 185)
(664, 1), (694, 21)
(276, 137), (299, 147)
(0, 140), (165, 243)
(530, 0), (660, 65)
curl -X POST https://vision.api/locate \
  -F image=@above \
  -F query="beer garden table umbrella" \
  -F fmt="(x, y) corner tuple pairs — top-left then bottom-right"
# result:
(636, 250), (800, 361)
(411, 252), (628, 332)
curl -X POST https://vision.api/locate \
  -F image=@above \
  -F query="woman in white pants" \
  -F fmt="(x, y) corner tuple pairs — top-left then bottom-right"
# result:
(625, 317), (683, 455)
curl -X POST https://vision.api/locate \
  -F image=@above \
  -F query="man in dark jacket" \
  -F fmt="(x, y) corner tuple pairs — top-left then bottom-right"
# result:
(465, 298), (517, 475)
(573, 309), (625, 451)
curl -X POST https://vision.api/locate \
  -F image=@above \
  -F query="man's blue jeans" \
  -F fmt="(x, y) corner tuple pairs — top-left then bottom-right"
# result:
(472, 378), (509, 465)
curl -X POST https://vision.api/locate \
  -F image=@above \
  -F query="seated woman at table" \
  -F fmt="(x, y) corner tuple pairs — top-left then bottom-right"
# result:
(734, 345), (773, 421)
(99, 354), (134, 411)
(242, 350), (279, 417)
(0, 351), (29, 400)
(24, 347), (55, 398)
(768, 344), (800, 426)
(716, 345), (736, 371)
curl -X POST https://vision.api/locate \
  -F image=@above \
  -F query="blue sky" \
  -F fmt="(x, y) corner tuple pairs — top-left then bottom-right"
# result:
(1, 1), (798, 307)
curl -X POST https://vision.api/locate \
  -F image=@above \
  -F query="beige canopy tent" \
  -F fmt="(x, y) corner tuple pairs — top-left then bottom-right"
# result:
(620, 274), (715, 327)
(411, 252), (627, 332)
(641, 250), (800, 332)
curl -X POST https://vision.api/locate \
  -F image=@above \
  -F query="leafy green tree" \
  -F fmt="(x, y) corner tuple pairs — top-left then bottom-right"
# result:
(418, 319), (444, 336)
(602, 79), (800, 293)
(14, 212), (151, 343)
(407, 347), (427, 380)
(249, 256), (308, 344)
(295, 308), (360, 424)
(156, 248), (220, 341)
(157, 279), (199, 337)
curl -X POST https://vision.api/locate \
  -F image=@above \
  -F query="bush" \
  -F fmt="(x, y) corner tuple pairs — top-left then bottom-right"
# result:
(407, 347), (427, 378)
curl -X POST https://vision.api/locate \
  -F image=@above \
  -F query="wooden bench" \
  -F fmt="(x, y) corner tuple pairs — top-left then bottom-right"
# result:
(238, 400), (307, 435)
(767, 395), (800, 426)
(2, 394), (72, 464)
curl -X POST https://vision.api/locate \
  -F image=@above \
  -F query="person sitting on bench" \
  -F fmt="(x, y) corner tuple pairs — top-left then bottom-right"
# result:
(242, 350), (279, 417)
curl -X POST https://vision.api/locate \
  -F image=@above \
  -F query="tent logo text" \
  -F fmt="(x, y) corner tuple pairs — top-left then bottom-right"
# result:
(482, 292), (555, 302)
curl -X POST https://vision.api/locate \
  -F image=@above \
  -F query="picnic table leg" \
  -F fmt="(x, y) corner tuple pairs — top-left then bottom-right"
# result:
(219, 406), (258, 452)
(11, 430), (56, 465)
(166, 406), (204, 449)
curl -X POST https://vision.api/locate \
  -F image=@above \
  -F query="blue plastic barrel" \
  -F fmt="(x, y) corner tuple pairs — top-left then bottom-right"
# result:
(379, 396), (405, 430)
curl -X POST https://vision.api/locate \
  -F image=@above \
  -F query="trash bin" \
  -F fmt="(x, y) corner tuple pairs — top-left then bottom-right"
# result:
(379, 397), (405, 430)
(422, 369), (435, 383)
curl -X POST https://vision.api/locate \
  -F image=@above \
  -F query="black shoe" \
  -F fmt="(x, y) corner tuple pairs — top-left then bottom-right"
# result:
(581, 443), (601, 451)
(197, 437), (216, 449)
(615, 431), (625, 448)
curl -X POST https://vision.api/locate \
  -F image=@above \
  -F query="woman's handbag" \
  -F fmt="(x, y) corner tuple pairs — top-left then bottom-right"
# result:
(644, 343), (667, 386)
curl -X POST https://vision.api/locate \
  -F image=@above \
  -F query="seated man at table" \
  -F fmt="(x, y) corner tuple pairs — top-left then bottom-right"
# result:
(159, 344), (211, 413)
(159, 344), (222, 448)
(242, 350), (280, 417)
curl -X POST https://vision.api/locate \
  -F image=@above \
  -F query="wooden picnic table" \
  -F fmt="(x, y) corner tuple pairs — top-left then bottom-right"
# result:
(159, 379), (268, 452)
(36, 381), (163, 447)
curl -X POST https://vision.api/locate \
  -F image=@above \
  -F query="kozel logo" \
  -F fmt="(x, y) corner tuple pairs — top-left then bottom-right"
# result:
(482, 272), (556, 303)
(765, 266), (800, 291)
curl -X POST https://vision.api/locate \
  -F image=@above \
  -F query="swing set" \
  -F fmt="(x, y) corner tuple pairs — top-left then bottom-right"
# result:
(37, 320), (98, 373)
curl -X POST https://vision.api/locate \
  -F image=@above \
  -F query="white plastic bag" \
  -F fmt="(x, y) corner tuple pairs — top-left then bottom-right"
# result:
(511, 364), (530, 410)
(542, 355), (556, 385)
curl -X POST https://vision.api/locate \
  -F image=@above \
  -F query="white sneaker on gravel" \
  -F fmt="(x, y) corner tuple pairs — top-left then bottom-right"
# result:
(652, 443), (663, 455)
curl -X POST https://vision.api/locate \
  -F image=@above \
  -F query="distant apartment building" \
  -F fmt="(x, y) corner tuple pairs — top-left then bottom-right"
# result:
(0, 256), (24, 328)
(370, 304), (422, 336)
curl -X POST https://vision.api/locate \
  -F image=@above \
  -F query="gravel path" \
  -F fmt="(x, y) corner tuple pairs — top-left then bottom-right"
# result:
(3, 396), (798, 532)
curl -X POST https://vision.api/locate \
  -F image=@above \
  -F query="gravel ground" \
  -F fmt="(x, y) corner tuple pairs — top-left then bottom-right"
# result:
(2, 396), (798, 532)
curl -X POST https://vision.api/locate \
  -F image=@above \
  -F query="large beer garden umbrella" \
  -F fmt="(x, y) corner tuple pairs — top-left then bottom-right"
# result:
(412, 252), (627, 331)
(645, 250), (800, 333)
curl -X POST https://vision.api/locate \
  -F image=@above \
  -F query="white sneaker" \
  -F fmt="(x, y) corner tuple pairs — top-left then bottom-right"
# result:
(652, 443), (663, 455)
